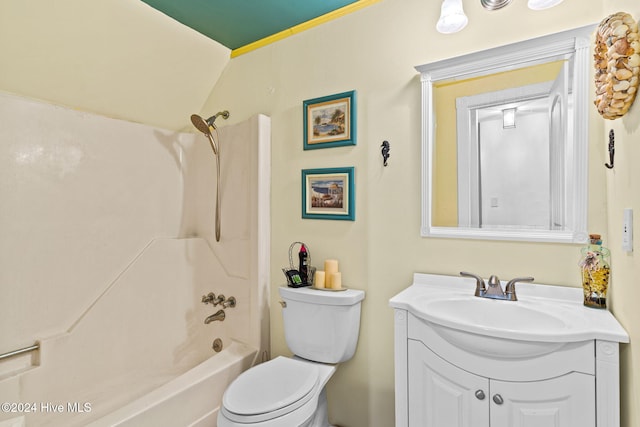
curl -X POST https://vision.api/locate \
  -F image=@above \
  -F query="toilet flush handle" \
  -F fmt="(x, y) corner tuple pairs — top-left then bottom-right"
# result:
(279, 301), (287, 308)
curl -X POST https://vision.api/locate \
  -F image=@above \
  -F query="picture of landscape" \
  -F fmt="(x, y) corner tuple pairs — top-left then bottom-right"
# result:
(303, 91), (355, 149)
(309, 101), (347, 143)
(309, 177), (345, 209)
(302, 167), (355, 221)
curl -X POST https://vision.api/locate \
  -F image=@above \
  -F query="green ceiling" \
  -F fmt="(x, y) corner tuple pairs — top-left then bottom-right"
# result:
(141, 0), (360, 50)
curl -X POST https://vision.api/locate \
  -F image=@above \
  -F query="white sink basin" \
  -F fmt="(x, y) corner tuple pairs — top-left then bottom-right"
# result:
(389, 273), (629, 358)
(416, 297), (570, 358)
(422, 297), (568, 332)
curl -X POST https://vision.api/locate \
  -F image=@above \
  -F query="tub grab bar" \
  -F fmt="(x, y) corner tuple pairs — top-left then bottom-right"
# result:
(0, 343), (39, 361)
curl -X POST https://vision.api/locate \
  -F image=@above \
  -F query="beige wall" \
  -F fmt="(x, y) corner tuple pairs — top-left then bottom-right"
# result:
(0, 0), (230, 130)
(205, 0), (639, 426)
(604, 4), (640, 427)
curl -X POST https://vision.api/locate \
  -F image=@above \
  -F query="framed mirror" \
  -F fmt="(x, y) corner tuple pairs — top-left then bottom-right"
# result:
(416, 25), (594, 243)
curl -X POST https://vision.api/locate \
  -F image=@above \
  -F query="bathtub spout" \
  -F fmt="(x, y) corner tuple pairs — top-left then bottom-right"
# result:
(205, 309), (225, 324)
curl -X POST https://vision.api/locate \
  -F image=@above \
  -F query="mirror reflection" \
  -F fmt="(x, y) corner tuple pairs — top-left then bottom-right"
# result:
(417, 26), (592, 242)
(434, 60), (567, 229)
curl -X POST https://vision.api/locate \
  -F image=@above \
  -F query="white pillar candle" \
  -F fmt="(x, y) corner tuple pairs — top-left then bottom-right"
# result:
(324, 259), (339, 287)
(314, 270), (326, 288)
(330, 272), (342, 290)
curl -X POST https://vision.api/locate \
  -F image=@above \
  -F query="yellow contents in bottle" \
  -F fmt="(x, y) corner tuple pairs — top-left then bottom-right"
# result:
(582, 265), (610, 296)
(579, 247), (610, 308)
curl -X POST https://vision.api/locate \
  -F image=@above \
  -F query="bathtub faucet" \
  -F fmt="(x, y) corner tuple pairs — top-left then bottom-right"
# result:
(222, 296), (236, 308)
(202, 293), (237, 308)
(204, 309), (226, 324)
(202, 292), (225, 306)
(202, 292), (215, 304)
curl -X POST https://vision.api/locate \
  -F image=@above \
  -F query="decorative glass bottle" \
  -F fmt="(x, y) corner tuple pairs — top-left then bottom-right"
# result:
(579, 234), (611, 309)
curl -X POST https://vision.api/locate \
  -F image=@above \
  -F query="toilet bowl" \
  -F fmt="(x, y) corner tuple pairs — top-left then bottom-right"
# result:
(218, 357), (335, 427)
(218, 286), (365, 427)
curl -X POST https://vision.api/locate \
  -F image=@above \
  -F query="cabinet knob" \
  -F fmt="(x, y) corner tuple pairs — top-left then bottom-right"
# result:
(475, 390), (485, 400)
(492, 394), (504, 405)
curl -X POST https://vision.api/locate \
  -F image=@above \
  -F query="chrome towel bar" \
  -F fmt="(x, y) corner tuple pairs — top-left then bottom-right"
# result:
(0, 343), (39, 361)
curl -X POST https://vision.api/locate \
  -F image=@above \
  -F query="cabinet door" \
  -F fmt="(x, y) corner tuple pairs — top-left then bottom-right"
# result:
(490, 373), (595, 427)
(408, 340), (489, 427)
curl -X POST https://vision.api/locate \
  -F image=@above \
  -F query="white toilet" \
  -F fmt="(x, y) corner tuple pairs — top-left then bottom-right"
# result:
(218, 285), (365, 427)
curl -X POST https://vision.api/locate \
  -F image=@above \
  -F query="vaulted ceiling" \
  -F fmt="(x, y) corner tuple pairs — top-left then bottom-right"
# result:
(140, 0), (367, 53)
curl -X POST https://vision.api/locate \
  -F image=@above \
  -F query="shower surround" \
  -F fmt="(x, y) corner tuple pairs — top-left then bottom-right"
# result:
(0, 92), (270, 426)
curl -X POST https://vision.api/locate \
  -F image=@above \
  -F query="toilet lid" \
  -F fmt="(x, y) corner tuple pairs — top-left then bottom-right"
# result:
(222, 356), (319, 420)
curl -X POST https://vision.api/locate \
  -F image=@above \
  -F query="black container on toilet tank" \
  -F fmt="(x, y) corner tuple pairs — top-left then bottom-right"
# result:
(298, 244), (309, 284)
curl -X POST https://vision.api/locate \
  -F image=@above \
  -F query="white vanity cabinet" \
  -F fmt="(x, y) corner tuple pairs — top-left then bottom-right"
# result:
(407, 323), (595, 427)
(408, 340), (488, 426)
(390, 273), (629, 427)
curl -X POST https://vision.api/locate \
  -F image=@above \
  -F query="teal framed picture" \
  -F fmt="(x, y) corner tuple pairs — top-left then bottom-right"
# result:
(302, 167), (355, 221)
(303, 91), (356, 150)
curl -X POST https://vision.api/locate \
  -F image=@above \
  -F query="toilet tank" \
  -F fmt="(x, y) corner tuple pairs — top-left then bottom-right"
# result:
(278, 286), (365, 364)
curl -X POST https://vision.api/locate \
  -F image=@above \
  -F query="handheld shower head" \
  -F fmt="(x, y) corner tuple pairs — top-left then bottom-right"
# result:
(190, 110), (230, 134)
(191, 114), (218, 155)
(190, 111), (229, 156)
(190, 114), (213, 135)
(189, 110), (230, 243)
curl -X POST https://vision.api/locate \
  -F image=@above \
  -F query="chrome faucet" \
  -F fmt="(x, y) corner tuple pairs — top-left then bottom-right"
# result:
(202, 292), (216, 304)
(460, 271), (487, 297)
(204, 309), (226, 324)
(202, 293), (236, 323)
(222, 296), (236, 308)
(202, 292), (226, 306)
(460, 272), (534, 301)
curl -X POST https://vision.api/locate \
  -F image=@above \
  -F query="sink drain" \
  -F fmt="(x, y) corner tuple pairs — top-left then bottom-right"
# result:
(212, 338), (223, 353)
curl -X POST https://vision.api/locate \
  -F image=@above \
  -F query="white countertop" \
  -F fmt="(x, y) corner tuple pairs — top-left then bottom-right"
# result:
(389, 273), (629, 344)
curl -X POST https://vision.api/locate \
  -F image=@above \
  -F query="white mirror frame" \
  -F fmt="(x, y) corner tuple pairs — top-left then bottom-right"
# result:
(416, 25), (594, 243)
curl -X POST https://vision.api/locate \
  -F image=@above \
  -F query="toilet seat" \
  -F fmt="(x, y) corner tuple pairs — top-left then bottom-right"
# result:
(221, 356), (320, 423)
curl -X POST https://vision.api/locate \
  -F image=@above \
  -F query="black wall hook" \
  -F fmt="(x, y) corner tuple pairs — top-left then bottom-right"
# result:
(381, 140), (390, 167)
(605, 129), (615, 169)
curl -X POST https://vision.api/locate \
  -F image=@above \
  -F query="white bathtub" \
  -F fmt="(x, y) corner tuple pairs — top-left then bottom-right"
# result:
(6, 237), (264, 427)
(87, 341), (258, 427)
(0, 341), (258, 427)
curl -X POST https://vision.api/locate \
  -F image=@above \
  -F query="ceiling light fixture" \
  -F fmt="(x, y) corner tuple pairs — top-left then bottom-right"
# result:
(481, 0), (513, 10)
(439, 0), (564, 34)
(436, 0), (468, 34)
